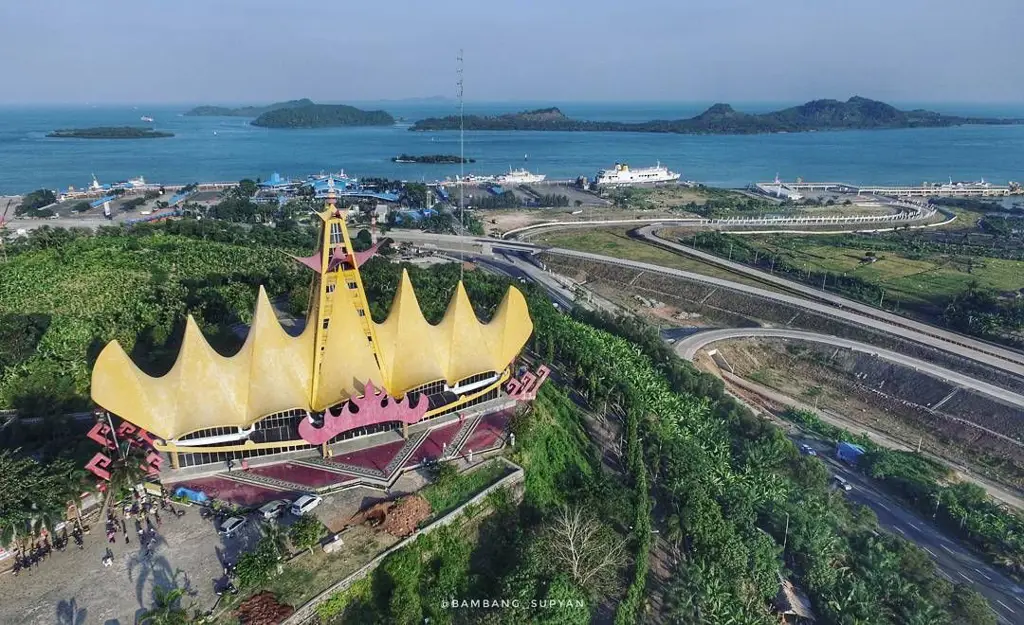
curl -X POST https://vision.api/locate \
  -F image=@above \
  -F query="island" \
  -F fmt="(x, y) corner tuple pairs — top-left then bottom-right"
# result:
(47, 126), (174, 139)
(391, 154), (475, 164)
(251, 104), (394, 129)
(410, 97), (1024, 135)
(184, 99), (314, 117)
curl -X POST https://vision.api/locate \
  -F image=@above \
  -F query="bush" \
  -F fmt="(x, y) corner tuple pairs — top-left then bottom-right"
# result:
(236, 535), (281, 588)
(288, 513), (326, 554)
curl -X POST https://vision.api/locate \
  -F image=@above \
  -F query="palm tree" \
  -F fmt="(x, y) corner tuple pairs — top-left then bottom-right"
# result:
(101, 442), (149, 518)
(137, 584), (191, 625)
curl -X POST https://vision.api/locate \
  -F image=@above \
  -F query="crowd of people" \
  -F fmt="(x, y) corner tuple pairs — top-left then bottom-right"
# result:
(11, 487), (187, 575)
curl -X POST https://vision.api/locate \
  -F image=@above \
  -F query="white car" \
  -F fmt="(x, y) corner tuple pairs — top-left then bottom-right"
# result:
(218, 516), (247, 537)
(833, 476), (853, 492)
(290, 494), (323, 516)
(258, 499), (288, 520)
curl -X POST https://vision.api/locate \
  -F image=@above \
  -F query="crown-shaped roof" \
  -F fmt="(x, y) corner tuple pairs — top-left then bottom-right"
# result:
(90, 271), (533, 440)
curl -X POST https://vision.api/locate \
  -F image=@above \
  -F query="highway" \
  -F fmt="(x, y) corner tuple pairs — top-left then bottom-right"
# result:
(810, 437), (1024, 625)
(389, 230), (1024, 379)
(635, 224), (1024, 371)
(673, 328), (1024, 410)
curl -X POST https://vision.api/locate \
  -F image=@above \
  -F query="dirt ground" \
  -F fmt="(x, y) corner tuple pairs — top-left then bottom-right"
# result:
(0, 470), (432, 625)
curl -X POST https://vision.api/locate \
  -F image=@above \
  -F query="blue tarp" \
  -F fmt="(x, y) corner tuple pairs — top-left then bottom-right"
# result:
(169, 190), (196, 206)
(836, 442), (866, 464)
(487, 185), (504, 196)
(173, 487), (209, 503)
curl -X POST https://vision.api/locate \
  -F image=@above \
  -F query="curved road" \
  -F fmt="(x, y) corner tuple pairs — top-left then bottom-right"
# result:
(636, 224), (1024, 371)
(390, 230), (1024, 380)
(674, 327), (1024, 410)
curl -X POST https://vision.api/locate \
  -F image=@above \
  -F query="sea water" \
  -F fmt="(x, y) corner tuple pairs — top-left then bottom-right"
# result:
(0, 101), (1022, 194)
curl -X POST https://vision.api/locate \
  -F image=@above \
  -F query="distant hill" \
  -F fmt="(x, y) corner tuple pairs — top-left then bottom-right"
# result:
(251, 104), (394, 129)
(411, 97), (1024, 135)
(47, 126), (174, 139)
(184, 99), (315, 117)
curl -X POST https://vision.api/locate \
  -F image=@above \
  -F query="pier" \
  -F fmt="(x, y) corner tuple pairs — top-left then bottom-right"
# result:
(757, 179), (1020, 198)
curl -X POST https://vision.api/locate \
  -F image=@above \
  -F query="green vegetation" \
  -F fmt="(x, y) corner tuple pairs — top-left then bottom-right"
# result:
(47, 127), (174, 139)
(0, 222), (311, 420)
(391, 154), (475, 164)
(15, 188), (57, 217)
(412, 97), (1023, 134)
(785, 407), (1024, 583)
(420, 460), (506, 518)
(251, 103), (394, 128)
(184, 98), (314, 117)
(289, 513), (327, 554)
(687, 230), (1024, 343)
(238, 533), (285, 589)
(0, 450), (85, 546)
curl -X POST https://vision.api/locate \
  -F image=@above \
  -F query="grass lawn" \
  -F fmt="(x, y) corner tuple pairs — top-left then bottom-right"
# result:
(742, 237), (1024, 311)
(420, 460), (510, 519)
(536, 228), (778, 291)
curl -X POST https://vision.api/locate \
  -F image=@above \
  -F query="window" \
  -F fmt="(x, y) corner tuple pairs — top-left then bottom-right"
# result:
(322, 318), (330, 329)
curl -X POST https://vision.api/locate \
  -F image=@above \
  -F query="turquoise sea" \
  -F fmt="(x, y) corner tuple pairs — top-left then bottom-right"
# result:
(1, 101), (1023, 194)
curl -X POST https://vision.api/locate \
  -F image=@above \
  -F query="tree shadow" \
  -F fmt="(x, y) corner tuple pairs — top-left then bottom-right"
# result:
(54, 598), (87, 625)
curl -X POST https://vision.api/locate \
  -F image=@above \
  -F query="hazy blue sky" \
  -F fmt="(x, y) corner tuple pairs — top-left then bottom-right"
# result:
(2, 0), (1022, 104)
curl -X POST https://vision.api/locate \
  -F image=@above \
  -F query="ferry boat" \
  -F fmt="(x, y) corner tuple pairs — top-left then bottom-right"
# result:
(140, 116), (154, 123)
(496, 168), (546, 185)
(594, 162), (680, 186)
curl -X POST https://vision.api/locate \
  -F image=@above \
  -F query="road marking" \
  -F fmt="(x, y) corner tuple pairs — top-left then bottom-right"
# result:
(877, 502), (891, 512)
(958, 571), (973, 582)
(975, 568), (993, 581)
(996, 599), (1016, 614)
(1015, 597), (1024, 607)
(938, 570), (953, 582)
(941, 544), (955, 554)
(924, 547), (938, 557)
(909, 522), (922, 531)
(895, 526), (906, 535)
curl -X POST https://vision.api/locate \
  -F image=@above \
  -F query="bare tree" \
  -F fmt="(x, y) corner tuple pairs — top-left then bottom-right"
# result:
(547, 505), (629, 596)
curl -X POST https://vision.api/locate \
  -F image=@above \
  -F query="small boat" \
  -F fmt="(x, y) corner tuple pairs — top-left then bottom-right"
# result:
(140, 116), (154, 123)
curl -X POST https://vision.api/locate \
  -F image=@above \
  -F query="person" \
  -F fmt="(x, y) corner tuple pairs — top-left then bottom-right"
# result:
(102, 549), (113, 568)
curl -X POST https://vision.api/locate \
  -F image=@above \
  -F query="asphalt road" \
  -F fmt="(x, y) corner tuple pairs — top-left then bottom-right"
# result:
(390, 230), (1024, 380)
(636, 224), (1024, 372)
(673, 327), (1024, 410)
(399, 230), (1024, 622)
(808, 439), (1024, 624)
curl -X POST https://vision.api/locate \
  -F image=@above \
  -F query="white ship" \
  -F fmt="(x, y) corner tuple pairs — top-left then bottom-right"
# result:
(140, 116), (154, 123)
(594, 161), (680, 186)
(496, 167), (546, 185)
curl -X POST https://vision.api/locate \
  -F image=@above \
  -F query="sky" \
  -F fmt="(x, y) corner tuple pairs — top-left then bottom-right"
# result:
(1, 0), (1022, 105)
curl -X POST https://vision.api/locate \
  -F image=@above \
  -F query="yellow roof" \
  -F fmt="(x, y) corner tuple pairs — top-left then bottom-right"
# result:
(90, 274), (533, 440)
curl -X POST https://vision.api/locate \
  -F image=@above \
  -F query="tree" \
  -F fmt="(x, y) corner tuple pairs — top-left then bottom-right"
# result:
(16, 189), (57, 216)
(237, 179), (258, 198)
(949, 584), (998, 625)
(289, 513), (326, 554)
(138, 582), (192, 625)
(0, 450), (79, 547)
(402, 182), (429, 208)
(237, 535), (282, 588)
(546, 505), (628, 599)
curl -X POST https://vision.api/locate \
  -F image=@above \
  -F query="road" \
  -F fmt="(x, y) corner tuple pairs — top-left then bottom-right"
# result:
(815, 439), (1024, 624)
(673, 327), (1024, 410)
(390, 231), (1024, 381)
(636, 224), (1024, 372)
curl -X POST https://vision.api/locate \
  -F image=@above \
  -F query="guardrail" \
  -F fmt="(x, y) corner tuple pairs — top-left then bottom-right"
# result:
(502, 202), (936, 239)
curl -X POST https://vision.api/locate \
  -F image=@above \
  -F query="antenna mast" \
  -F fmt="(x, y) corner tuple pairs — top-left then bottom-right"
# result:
(457, 49), (465, 281)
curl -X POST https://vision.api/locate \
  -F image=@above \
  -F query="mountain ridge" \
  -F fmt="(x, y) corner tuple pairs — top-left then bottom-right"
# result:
(410, 97), (1024, 135)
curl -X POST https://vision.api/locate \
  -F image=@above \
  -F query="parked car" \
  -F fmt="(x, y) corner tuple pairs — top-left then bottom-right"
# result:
(258, 499), (288, 520)
(799, 444), (818, 457)
(290, 494), (323, 516)
(833, 476), (853, 492)
(218, 516), (247, 537)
